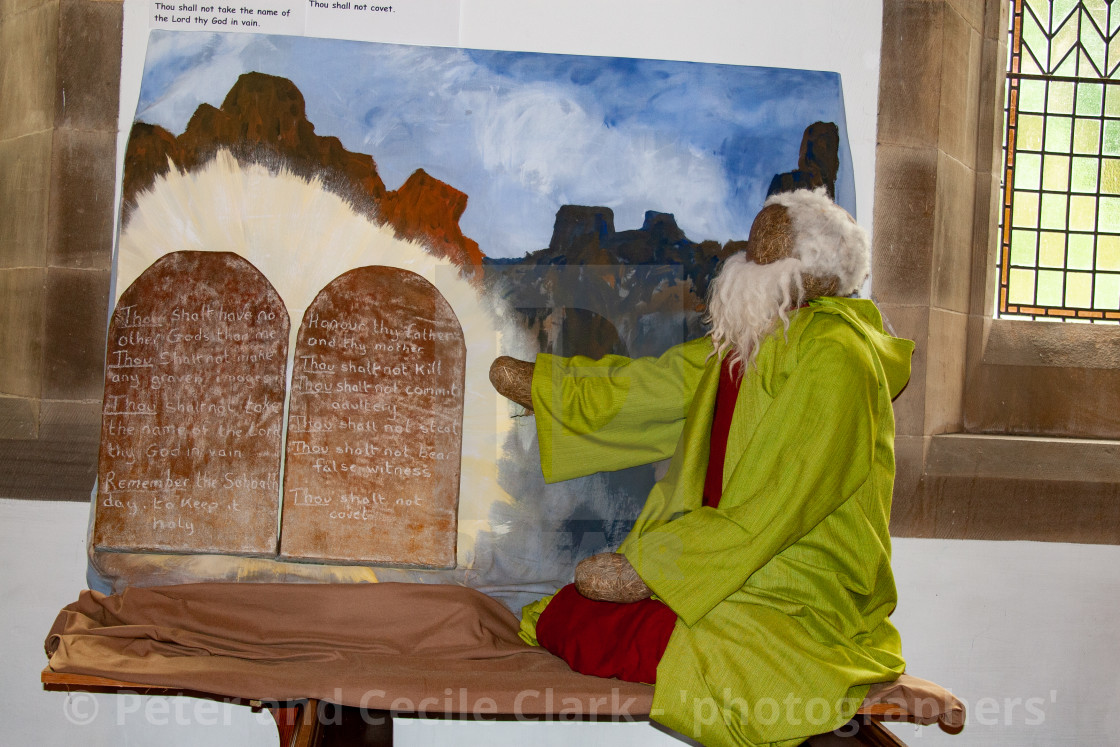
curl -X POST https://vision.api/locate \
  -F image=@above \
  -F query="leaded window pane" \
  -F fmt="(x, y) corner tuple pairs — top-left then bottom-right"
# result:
(999, 0), (1120, 321)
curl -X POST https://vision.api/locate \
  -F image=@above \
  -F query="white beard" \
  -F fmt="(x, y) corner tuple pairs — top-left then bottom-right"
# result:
(705, 253), (805, 371)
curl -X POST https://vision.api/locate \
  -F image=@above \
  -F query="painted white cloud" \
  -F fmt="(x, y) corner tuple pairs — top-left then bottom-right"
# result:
(133, 33), (832, 257)
(466, 85), (735, 251)
(138, 33), (258, 130)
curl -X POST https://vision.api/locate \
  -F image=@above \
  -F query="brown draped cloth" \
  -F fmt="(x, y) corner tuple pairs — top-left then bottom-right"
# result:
(44, 582), (653, 719)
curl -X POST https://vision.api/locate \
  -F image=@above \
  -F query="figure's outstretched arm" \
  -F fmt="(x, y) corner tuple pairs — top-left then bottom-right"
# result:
(487, 340), (711, 604)
(527, 337), (712, 483)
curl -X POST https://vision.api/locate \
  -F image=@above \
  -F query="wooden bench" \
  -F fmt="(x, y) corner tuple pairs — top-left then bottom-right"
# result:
(43, 583), (963, 745)
(41, 668), (962, 746)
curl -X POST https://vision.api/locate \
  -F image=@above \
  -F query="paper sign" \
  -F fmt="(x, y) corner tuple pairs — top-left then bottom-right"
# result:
(148, 0), (459, 46)
(150, 0), (305, 34)
(305, 0), (459, 46)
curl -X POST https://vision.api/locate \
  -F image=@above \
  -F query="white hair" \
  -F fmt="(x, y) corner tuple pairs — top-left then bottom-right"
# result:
(706, 253), (804, 371)
(706, 188), (870, 370)
(765, 187), (870, 296)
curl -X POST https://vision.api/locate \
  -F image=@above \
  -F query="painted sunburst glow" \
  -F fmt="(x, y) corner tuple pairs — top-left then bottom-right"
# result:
(97, 151), (532, 587)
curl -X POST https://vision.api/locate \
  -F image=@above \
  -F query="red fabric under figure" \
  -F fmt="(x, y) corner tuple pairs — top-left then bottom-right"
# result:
(535, 356), (743, 683)
(535, 584), (677, 684)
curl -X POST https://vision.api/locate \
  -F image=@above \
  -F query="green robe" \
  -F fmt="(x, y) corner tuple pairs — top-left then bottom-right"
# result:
(521, 297), (914, 747)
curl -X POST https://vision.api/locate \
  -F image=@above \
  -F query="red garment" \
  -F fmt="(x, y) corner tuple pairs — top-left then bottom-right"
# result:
(703, 356), (743, 508)
(536, 357), (742, 683)
(535, 584), (676, 684)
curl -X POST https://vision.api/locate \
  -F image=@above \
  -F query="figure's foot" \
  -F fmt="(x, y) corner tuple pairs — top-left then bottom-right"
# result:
(575, 552), (652, 603)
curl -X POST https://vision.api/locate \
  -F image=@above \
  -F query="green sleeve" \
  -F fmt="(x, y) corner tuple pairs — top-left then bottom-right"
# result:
(623, 323), (880, 626)
(531, 337), (712, 483)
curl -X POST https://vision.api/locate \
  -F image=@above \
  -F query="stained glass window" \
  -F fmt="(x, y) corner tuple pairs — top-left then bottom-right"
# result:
(1000, 0), (1120, 321)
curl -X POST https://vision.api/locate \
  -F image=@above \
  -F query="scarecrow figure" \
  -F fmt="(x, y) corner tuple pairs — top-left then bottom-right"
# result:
(490, 187), (914, 746)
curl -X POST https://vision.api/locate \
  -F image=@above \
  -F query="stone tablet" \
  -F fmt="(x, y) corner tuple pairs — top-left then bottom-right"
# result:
(279, 267), (465, 568)
(93, 251), (289, 556)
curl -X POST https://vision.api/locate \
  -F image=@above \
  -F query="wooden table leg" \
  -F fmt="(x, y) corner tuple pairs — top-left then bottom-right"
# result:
(267, 699), (323, 747)
(269, 700), (394, 747)
(804, 715), (908, 746)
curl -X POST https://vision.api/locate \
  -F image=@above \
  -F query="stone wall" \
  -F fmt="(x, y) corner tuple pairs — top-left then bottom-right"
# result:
(876, 0), (1120, 543)
(0, 0), (121, 499)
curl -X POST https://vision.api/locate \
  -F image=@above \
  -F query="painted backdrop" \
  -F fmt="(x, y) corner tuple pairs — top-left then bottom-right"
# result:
(93, 30), (855, 611)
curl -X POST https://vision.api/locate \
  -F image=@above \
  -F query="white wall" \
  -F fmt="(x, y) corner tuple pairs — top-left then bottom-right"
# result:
(9, 496), (1120, 745)
(3, 498), (274, 746)
(885, 538), (1120, 745)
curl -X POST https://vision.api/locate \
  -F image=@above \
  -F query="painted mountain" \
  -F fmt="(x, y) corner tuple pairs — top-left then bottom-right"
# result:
(123, 71), (840, 360)
(124, 72), (483, 269)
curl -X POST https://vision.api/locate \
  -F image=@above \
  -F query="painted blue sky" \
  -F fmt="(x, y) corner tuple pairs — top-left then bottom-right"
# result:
(136, 31), (853, 258)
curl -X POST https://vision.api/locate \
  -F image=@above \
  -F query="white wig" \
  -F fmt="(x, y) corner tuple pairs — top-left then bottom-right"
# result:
(764, 186), (870, 296)
(706, 254), (803, 372)
(706, 187), (870, 371)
